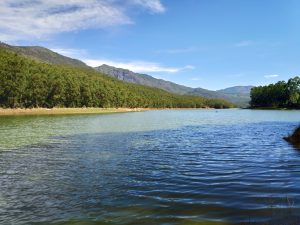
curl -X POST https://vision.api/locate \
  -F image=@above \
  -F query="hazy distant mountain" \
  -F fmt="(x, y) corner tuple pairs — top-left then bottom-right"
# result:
(95, 64), (251, 106)
(0, 42), (88, 68)
(186, 88), (225, 99)
(217, 86), (254, 95)
(216, 86), (253, 107)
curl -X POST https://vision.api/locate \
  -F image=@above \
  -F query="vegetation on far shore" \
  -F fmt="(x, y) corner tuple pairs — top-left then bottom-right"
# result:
(250, 77), (300, 109)
(0, 49), (234, 109)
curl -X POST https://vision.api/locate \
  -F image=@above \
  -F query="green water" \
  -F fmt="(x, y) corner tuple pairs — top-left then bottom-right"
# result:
(1, 109), (300, 225)
(1, 109), (299, 150)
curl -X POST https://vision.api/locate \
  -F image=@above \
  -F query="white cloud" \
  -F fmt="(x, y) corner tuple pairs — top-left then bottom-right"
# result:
(235, 40), (255, 47)
(83, 58), (194, 73)
(191, 77), (201, 81)
(49, 46), (195, 74)
(0, 0), (165, 41)
(184, 65), (195, 70)
(130, 0), (165, 13)
(264, 74), (279, 79)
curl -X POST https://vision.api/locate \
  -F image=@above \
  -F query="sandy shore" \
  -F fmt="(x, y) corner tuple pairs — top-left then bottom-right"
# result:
(0, 107), (146, 116)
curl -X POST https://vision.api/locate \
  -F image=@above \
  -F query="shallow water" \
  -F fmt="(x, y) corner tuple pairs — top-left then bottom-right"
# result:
(1, 109), (300, 224)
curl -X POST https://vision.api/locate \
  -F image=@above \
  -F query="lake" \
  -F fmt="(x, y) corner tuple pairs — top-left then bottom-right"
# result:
(1, 109), (300, 225)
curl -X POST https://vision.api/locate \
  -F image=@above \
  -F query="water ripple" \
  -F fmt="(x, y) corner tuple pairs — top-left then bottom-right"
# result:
(1, 112), (300, 224)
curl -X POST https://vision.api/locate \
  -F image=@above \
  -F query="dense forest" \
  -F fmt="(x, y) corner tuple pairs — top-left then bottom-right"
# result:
(0, 49), (234, 109)
(250, 77), (300, 108)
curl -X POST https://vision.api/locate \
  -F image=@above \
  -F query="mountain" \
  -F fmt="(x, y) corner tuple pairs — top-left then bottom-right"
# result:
(217, 86), (254, 95)
(216, 86), (253, 107)
(95, 64), (251, 106)
(186, 88), (226, 99)
(0, 47), (234, 109)
(0, 42), (88, 68)
(95, 64), (193, 94)
(186, 88), (251, 107)
(0, 42), (251, 106)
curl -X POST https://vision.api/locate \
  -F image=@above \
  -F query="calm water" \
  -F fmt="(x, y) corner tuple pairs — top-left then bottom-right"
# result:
(1, 109), (300, 225)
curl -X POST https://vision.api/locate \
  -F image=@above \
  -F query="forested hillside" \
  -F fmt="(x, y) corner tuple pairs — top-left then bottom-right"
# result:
(0, 49), (234, 109)
(0, 43), (250, 106)
(250, 77), (300, 108)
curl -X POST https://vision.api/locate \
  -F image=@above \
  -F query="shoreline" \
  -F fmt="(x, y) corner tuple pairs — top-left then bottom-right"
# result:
(247, 107), (300, 110)
(0, 107), (147, 116)
(0, 107), (231, 116)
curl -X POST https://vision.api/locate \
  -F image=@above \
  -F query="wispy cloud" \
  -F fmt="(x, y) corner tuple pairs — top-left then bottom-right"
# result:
(0, 0), (165, 42)
(235, 40), (255, 47)
(191, 77), (201, 81)
(130, 0), (165, 13)
(264, 74), (279, 79)
(51, 48), (88, 58)
(50, 47), (195, 74)
(156, 47), (199, 54)
(82, 58), (193, 73)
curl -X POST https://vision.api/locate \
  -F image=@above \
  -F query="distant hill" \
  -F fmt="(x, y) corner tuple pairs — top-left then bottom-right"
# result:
(217, 86), (254, 95)
(186, 87), (224, 99)
(0, 42), (88, 68)
(186, 88), (251, 107)
(216, 86), (253, 107)
(95, 64), (251, 106)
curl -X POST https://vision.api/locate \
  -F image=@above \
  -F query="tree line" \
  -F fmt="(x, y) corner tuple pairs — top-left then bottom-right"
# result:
(250, 77), (300, 108)
(0, 49), (234, 109)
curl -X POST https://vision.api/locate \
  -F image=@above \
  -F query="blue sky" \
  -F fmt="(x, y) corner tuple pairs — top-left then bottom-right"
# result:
(1, 0), (300, 90)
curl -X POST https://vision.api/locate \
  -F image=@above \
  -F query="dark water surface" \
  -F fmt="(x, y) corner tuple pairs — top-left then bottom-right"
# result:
(1, 109), (300, 225)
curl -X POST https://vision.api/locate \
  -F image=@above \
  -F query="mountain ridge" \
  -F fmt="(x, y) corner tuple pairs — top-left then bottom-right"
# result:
(95, 64), (252, 106)
(0, 42), (88, 68)
(95, 64), (193, 95)
(217, 86), (254, 94)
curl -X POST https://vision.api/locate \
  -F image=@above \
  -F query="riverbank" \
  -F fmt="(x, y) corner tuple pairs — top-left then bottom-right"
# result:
(284, 125), (300, 148)
(0, 107), (233, 116)
(246, 106), (299, 110)
(0, 107), (146, 116)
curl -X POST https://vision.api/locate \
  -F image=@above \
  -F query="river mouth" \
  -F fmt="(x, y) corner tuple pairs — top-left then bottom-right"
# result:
(1, 110), (300, 224)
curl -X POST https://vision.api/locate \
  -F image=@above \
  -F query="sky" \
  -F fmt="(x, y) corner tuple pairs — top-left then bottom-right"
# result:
(1, 0), (300, 90)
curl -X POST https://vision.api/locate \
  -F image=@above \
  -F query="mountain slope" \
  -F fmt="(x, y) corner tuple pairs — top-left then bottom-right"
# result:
(217, 86), (254, 95)
(95, 64), (251, 106)
(0, 48), (234, 109)
(216, 86), (253, 107)
(185, 88), (250, 107)
(95, 64), (193, 94)
(0, 42), (88, 68)
(0, 42), (250, 106)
